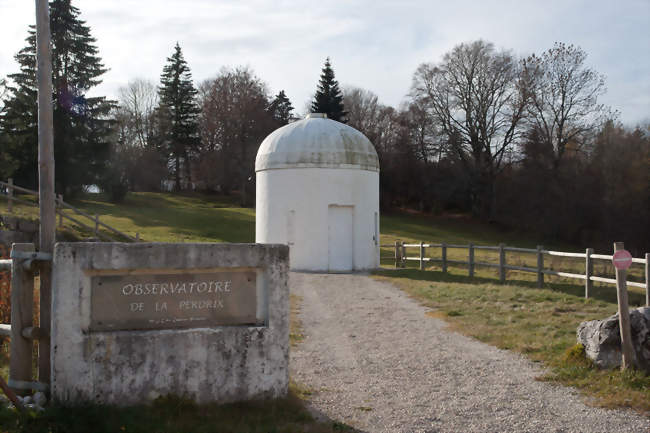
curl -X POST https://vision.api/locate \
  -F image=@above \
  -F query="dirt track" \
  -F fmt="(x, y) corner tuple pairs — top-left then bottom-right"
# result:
(289, 272), (649, 433)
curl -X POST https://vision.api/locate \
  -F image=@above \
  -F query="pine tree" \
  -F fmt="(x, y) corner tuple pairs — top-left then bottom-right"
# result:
(157, 43), (200, 191)
(0, 0), (114, 194)
(268, 90), (294, 125)
(311, 57), (347, 122)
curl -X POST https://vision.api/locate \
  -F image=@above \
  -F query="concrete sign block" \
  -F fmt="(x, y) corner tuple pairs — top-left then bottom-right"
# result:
(51, 242), (289, 405)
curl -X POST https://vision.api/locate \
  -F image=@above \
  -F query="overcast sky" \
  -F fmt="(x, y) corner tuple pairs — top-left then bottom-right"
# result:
(1, 0), (649, 125)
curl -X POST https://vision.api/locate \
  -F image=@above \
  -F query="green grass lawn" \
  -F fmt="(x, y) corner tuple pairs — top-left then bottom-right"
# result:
(0, 191), (648, 424)
(1, 192), (254, 243)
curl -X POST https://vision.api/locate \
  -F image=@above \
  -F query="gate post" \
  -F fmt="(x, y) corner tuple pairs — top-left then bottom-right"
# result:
(468, 243), (475, 277)
(441, 243), (447, 273)
(585, 248), (593, 299)
(419, 242), (425, 270)
(9, 243), (35, 394)
(536, 245), (544, 288)
(394, 241), (400, 268)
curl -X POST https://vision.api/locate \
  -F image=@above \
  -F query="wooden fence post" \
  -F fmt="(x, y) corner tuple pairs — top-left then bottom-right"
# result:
(401, 242), (406, 268)
(94, 215), (99, 239)
(136, 232), (140, 242)
(7, 178), (13, 214)
(419, 241), (425, 271)
(645, 253), (649, 307)
(441, 243), (447, 273)
(468, 243), (474, 278)
(57, 194), (63, 228)
(613, 242), (634, 370)
(585, 248), (593, 299)
(9, 243), (35, 394)
(394, 241), (400, 268)
(536, 245), (544, 288)
(499, 243), (506, 283)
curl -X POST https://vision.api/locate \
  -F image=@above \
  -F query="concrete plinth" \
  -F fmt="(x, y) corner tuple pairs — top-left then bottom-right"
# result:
(51, 242), (289, 405)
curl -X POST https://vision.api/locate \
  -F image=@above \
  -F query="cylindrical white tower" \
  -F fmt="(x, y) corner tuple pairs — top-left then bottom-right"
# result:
(255, 113), (380, 272)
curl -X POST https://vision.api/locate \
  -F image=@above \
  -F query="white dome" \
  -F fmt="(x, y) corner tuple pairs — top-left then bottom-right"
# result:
(255, 113), (379, 172)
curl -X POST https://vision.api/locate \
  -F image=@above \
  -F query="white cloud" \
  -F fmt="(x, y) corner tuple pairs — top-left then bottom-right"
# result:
(0, 0), (648, 123)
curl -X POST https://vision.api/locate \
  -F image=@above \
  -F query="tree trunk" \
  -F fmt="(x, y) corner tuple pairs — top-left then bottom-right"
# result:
(174, 155), (181, 191)
(184, 149), (192, 190)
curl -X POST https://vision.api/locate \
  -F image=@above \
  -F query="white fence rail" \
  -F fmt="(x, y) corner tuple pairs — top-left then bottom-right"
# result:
(381, 241), (649, 305)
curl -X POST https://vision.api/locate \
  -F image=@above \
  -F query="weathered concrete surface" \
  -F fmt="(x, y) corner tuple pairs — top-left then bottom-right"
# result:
(51, 242), (289, 405)
(578, 306), (650, 373)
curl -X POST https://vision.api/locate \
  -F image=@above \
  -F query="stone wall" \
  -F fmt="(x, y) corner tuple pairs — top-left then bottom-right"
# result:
(51, 242), (289, 405)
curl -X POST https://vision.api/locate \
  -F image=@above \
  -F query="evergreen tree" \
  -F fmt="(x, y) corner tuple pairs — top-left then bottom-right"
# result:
(311, 57), (347, 122)
(157, 43), (200, 191)
(0, 0), (114, 194)
(268, 90), (294, 125)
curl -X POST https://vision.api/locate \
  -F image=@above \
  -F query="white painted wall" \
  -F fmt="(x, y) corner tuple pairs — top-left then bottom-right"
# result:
(256, 168), (379, 272)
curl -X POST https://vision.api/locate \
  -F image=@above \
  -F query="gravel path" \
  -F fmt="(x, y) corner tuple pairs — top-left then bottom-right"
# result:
(289, 272), (649, 433)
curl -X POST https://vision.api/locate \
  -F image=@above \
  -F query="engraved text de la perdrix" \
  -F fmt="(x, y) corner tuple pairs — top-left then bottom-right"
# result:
(120, 280), (233, 313)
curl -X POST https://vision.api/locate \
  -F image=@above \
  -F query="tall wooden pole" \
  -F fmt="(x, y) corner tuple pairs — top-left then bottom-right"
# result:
(35, 0), (55, 385)
(613, 242), (634, 370)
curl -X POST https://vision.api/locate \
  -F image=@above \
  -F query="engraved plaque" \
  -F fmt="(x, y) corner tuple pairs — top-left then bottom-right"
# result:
(90, 270), (258, 331)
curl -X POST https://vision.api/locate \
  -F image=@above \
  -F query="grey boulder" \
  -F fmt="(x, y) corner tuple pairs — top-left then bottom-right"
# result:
(577, 306), (650, 373)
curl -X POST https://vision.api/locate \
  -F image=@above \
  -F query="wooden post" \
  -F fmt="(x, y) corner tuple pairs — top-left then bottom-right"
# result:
(645, 253), (650, 307)
(468, 243), (475, 278)
(536, 245), (544, 288)
(9, 243), (35, 394)
(585, 248), (593, 299)
(614, 242), (635, 370)
(401, 242), (406, 268)
(499, 243), (506, 283)
(393, 242), (398, 266)
(94, 215), (99, 238)
(136, 232), (140, 242)
(57, 194), (63, 228)
(419, 241), (425, 271)
(36, 0), (55, 386)
(441, 243), (447, 273)
(7, 178), (13, 213)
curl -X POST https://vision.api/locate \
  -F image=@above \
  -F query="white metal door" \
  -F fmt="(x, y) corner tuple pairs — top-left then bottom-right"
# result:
(328, 205), (353, 272)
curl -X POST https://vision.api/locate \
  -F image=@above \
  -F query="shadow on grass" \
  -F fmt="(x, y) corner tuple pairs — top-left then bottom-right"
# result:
(374, 268), (646, 307)
(0, 393), (363, 433)
(69, 193), (255, 243)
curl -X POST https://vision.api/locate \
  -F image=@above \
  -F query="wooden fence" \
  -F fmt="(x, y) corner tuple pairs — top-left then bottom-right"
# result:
(382, 241), (649, 305)
(0, 178), (139, 242)
(0, 244), (50, 393)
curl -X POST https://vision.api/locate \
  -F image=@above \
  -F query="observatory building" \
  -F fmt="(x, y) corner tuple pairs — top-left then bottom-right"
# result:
(255, 113), (380, 272)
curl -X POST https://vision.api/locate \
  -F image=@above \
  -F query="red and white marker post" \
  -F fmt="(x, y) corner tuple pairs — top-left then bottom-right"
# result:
(613, 249), (633, 271)
(613, 243), (635, 370)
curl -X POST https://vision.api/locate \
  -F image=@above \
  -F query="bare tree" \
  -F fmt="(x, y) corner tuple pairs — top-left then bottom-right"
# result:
(343, 87), (404, 159)
(197, 67), (275, 205)
(344, 87), (381, 131)
(522, 43), (608, 169)
(117, 78), (159, 148)
(110, 79), (166, 191)
(410, 40), (528, 218)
